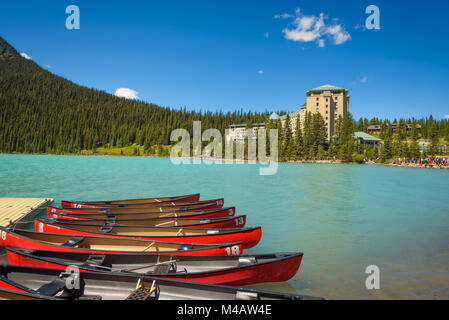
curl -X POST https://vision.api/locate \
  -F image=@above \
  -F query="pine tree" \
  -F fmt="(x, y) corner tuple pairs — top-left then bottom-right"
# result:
(294, 117), (304, 158)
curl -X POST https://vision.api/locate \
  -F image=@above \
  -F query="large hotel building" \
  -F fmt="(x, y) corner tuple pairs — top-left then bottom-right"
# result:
(227, 84), (350, 142)
(270, 84), (350, 140)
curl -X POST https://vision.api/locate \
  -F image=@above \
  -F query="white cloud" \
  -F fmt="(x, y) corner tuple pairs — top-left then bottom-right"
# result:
(257, 70), (264, 75)
(20, 53), (32, 60)
(264, 32), (269, 39)
(114, 88), (139, 100)
(360, 76), (368, 83)
(274, 13), (294, 19)
(44, 64), (51, 69)
(326, 24), (351, 45)
(445, 115), (449, 119)
(276, 8), (351, 47)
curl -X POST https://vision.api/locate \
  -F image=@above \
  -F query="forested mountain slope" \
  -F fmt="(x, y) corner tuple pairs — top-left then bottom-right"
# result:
(0, 37), (267, 154)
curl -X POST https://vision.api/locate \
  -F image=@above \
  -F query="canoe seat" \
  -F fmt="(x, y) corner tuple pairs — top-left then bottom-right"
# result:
(84, 254), (106, 267)
(126, 280), (159, 300)
(153, 262), (177, 274)
(235, 291), (259, 300)
(153, 264), (171, 274)
(238, 256), (257, 266)
(105, 216), (116, 224)
(99, 225), (113, 233)
(36, 278), (67, 296)
(62, 236), (85, 247)
(178, 244), (193, 251)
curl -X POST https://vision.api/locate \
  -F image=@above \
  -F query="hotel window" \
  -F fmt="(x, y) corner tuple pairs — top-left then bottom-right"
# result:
(326, 105), (328, 108)
(316, 97), (319, 101)
(316, 103), (319, 106)
(326, 111), (328, 114)
(326, 117), (328, 120)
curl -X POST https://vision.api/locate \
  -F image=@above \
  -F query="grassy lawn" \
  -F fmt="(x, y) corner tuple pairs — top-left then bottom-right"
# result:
(94, 145), (145, 156)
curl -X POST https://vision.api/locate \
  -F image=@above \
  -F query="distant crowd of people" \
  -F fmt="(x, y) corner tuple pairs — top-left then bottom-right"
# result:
(391, 157), (449, 167)
(290, 156), (449, 168)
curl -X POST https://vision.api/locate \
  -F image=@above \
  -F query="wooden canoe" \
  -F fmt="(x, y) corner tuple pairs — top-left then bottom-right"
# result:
(0, 227), (243, 256)
(62, 193), (201, 206)
(61, 198), (224, 210)
(35, 218), (262, 249)
(47, 205), (236, 217)
(6, 248), (303, 286)
(0, 265), (323, 300)
(47, 204), (234, 214)
(44, 215), (247, 229)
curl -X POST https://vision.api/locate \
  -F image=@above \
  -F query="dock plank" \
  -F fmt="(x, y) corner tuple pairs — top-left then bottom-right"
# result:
(0, 198), (53, 227)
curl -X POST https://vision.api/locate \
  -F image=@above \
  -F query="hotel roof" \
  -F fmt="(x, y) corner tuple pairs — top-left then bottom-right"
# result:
(307, 84), (348, 94)
(353, 132), (382, 142)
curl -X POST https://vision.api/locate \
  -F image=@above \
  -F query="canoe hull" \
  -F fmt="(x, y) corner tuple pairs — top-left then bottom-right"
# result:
(45, 215), (247, 229)
(6, 249), (303, 286)
(0, 228), (243, 256)
(51, 202), (225, 214)
(62, 198), (224, 210)
(35, 219), (261, 249)
(47, 206), (236, 219)
(0, 265), (323, 300)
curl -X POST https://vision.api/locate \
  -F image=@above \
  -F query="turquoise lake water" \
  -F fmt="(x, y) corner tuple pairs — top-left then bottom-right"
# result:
(0, 154), (448, 299)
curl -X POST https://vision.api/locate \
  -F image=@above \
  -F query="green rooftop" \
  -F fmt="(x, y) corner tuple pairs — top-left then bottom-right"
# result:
(353, 132), (382, 142)
(307, 84), (348, 94)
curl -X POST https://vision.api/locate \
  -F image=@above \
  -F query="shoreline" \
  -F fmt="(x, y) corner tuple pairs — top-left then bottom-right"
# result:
(1, 152), (448, 170)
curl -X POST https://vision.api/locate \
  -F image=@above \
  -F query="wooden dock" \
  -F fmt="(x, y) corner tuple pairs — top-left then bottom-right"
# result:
(0, 198), (53, 228)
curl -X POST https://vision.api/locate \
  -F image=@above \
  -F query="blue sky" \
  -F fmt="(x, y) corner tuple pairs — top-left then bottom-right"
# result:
(1, 0), (449, 120)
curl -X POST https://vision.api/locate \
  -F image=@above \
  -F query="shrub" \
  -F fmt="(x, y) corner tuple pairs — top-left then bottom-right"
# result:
(352, 153), (365, 164)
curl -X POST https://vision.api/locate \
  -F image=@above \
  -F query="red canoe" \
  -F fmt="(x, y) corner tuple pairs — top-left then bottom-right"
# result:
(6, 248), (303, 286)
(61, 198), (224, 210)
(55, 202), (224, 214)
(44, 215), (247, 229)
(62, 193), (201, 206)
(0, 227), (243, 256)
(35, 218), (262, 249)
(47, 206), (236, 220)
